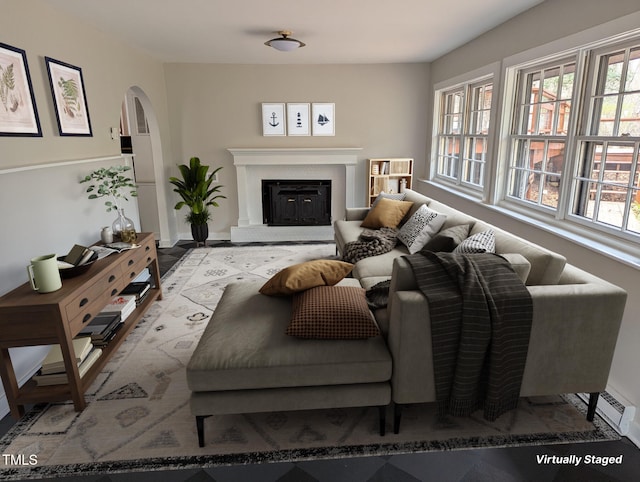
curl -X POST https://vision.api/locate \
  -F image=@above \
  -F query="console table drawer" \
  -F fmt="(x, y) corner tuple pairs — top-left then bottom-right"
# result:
(64, 265), (124, 321)
(120, 238), (154, 270)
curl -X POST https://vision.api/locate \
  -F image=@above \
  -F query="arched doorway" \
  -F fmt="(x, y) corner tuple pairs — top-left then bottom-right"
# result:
(120, 87), (173, 247)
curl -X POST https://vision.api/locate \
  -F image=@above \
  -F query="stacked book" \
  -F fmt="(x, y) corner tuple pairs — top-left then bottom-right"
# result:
(102, 294), (137, 322)
(120, 282), (151, 306)
(34, 337), (102, 386)
(78, 312), (122, 347)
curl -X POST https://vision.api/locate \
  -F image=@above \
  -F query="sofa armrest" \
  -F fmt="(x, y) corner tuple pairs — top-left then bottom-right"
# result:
(521, 281), (627, 395)
(345, 207), (369, 221)
(387, 262), (627, 404)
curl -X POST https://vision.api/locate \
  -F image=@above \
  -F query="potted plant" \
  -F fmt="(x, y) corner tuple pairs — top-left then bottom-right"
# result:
(80, 165), (138, 242)
(169, 157), (225, 245)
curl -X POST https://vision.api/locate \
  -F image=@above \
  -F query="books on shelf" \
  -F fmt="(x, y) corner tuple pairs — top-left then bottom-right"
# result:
(120, 282), (151, 305)
(40, 337), (94, 375)
(78, 312), (123, 346)
(34, 348), (102, 386)
(101, 294), (137, 322)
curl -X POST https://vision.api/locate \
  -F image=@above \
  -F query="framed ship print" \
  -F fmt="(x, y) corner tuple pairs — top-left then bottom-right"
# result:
(262, 103), (286, 136)
(0, 42), (42, 137)
(45, 57), (92, 136)
(287, 103), (310, 136)
(312, 103), (335, 136)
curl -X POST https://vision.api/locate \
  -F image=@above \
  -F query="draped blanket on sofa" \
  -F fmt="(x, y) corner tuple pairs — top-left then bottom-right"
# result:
(342, 227), (398, 264)
(405, 251), (533, 421)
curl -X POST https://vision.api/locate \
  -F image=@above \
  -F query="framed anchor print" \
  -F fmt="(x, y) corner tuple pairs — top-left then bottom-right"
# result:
(287, 103), (310, 136)
(312, 103), (335, 136)
(262, 103), (286, 136)
(0, 42), (42, 137)
(45, 57), (92, 136)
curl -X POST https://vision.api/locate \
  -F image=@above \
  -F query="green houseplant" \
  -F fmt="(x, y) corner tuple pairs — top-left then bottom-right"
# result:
(80, 165), (138, 242)
(169, 157), (225, 245)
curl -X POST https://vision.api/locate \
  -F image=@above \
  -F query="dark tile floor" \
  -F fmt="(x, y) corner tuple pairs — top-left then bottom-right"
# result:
(1, 240), (639, 481)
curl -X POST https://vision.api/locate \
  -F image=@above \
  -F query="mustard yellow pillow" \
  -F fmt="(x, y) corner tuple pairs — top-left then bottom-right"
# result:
(361, 197), (413, 229)
(259, 259), (354, 296)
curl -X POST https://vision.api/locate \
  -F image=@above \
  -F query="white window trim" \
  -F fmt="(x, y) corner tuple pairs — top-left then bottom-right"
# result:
(431, 62), (500, 202)
(427, 11), (640, 269)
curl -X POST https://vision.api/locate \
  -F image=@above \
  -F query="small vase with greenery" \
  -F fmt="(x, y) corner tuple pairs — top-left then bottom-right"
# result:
(169, 157), (225, 245)
(80, 165), (138, 242)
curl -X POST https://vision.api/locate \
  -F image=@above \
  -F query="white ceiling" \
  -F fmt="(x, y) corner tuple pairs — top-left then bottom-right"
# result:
(48, 0), (545, 64)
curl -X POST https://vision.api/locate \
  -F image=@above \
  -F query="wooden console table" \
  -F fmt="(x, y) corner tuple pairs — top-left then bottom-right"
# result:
(0, 233), (162, 418)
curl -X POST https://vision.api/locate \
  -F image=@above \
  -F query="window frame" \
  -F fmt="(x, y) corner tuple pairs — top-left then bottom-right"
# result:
(431, 64), (499, 198)
(427, 18), (640, 266)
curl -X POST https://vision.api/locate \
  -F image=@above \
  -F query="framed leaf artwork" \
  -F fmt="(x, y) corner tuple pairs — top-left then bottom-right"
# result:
(45, 57), (92, 136)
(0, 42), (42, 137)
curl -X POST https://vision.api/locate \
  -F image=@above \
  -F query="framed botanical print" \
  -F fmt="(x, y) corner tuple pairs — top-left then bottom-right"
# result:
(262, 103), (286, 136)
(45, 57), (92, 136)
(0, 42), (42, 137)
(312, 103), (335, 136)
(287, 103), (310, 136)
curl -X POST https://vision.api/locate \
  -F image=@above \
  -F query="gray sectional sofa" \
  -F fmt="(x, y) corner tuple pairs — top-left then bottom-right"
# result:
(187, 188), (627, 446)
(334, 189), (628, 432)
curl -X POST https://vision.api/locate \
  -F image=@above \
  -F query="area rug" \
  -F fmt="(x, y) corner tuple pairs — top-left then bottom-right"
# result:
(0, 244), (619, 480)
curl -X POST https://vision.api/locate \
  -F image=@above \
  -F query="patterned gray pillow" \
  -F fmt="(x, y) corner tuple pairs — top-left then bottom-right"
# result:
(397, 204), (447, 254)
(372, 192), (406, 206)
(453, 230), (496, 254)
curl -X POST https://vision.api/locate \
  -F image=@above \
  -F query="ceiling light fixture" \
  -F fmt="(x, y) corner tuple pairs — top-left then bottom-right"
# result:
(264, 30), (306, 52)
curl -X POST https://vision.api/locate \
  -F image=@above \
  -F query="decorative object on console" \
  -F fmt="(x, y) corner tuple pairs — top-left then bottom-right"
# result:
(0, 42), (42, 137)
(100, 226), (113, 243)
(264, 30), (306, 52)
(26, 253), (62, 293)
(80, 165), (138, 240)
(169, 156), (225, 246)
(44, 56), (92, 136)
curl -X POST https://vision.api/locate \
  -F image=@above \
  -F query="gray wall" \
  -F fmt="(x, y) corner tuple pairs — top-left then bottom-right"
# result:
(424, 0), (640, 438)
(0, 0), (174, 415)
(163, 63), (430, 238)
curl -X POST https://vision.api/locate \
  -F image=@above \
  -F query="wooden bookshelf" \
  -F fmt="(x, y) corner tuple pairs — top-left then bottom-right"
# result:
(0, 233), (162, 418)
(368, 158), (413, 206)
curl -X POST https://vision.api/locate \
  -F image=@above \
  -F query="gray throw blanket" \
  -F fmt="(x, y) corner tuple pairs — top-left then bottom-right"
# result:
(405, 251), (533, 421)
(342, 227), (398, 264)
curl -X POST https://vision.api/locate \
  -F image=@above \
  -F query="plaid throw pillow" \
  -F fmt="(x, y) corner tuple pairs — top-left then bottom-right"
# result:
(287, 286), (380, 339)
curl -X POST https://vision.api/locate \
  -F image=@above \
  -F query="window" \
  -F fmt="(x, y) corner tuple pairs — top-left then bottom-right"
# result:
(571, 45), (640, 236)
(435, 79), (493, 189)
(506, 59), (576, 210)
(502, 38), (640, 241)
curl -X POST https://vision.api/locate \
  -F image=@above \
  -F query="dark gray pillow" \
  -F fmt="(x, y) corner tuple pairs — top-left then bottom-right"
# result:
(421, 223), (471, 252)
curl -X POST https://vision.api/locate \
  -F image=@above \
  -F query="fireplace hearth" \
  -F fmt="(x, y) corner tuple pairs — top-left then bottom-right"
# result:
(262, 180), (331, 226)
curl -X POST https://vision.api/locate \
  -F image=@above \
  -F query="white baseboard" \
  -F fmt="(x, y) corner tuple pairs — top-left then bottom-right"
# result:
(627, 419), (640, 448)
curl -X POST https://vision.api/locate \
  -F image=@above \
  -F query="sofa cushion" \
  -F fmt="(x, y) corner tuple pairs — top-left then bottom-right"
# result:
(186, 282), (392, 392)
(361, 198), (413, 229)
(422, 223), (471, 252)
(397, 205), (447, 254)
(500, 253), (532, 283)
(259, 259), (354, 296)
(287, 286), (380, 339)
(454, 230), (496, 253)
(470, 221), (567, 285)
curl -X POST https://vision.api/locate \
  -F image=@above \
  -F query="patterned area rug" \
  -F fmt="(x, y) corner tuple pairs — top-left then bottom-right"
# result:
(0, 244), (619, 480)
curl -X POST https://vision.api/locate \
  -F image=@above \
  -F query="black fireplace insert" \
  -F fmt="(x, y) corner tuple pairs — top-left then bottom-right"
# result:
(262, 180), (331, 226)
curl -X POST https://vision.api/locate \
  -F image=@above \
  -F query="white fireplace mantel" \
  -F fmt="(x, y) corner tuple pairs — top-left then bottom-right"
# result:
(228, 147), (361, 242)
